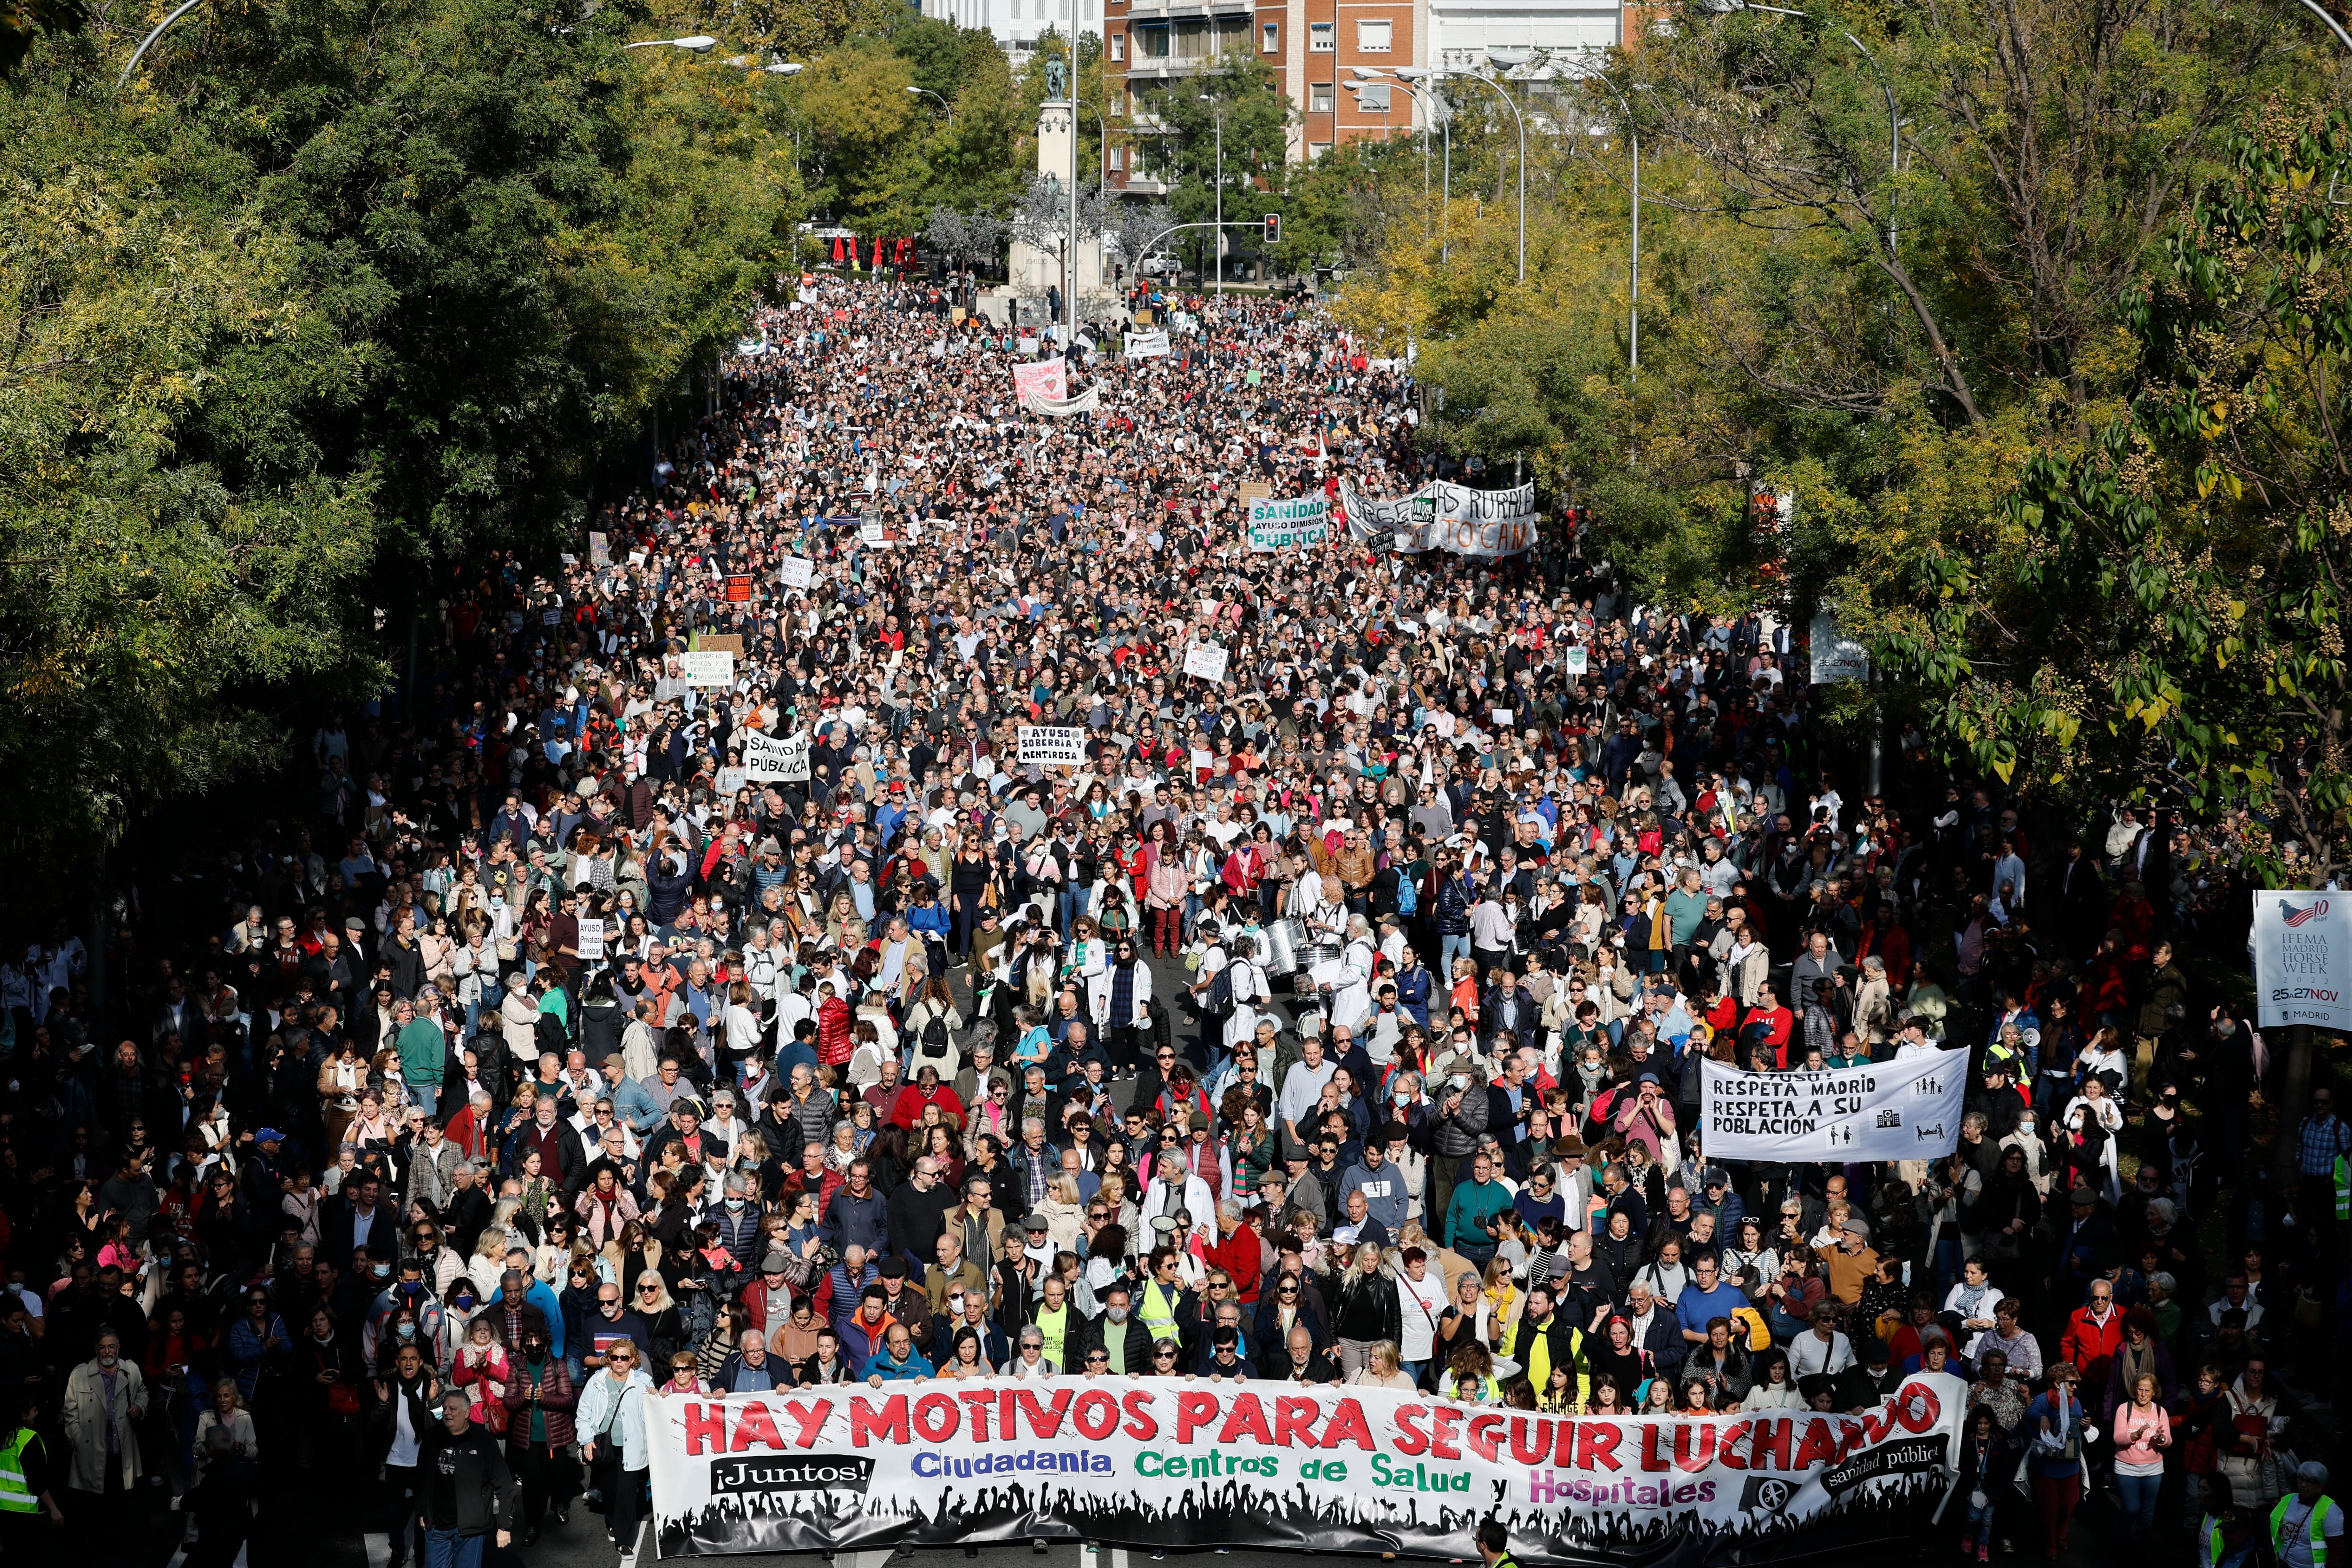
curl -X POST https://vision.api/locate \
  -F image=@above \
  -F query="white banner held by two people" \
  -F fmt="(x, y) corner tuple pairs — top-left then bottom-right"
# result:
(1011, 358), (1069, 405)
(2253, 891), (2352, 1029)
(1701, 1051), (1966, 1163)
(1016, 726), (1088, 766)
(742, 729), (812, 783)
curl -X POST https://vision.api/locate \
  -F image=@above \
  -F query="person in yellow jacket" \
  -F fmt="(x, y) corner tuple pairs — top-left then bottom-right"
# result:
(2272, 1461), (2345, 1568)
(0, 1389), (65, 1565)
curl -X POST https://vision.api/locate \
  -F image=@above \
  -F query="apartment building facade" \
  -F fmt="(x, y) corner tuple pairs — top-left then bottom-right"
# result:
(1097, 0), (1641, 178)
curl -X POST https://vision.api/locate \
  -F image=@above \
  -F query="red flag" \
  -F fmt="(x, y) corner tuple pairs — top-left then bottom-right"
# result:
(872, 237), (886, 269)
(830, 235), (846, 264)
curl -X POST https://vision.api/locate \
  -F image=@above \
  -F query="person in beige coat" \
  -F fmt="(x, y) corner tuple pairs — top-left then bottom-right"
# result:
(61, 1331), (147, 1494)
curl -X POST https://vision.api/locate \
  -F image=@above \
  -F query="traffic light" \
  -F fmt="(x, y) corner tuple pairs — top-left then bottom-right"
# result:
(1263, 212), (1282, 246)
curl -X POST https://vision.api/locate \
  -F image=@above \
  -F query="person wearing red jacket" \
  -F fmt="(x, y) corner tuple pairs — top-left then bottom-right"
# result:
(1206, 1204), (1264, 1305)
(889, 1071), (966, 1132)
(2059, 1281), (2126, 1392)
(815, 984), (853, 1068)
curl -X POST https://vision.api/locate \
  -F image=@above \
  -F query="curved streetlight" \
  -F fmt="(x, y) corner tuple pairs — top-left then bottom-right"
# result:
(624, 34), (718, 51)
(1587, 73), (1642, 384)
(117, 0), (204, 90)
(1434, 56), (1526, 282)
(906, 85), (955, 129)
(1393, 67), (1456, 260)
(730, 56), (803, 73)
(1354, 67), (1444, 246)
(1725, 4), (1899, 253)
(1197, 92), (1228, 293)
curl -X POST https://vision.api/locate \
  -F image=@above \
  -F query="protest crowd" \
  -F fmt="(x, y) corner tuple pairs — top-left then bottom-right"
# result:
(0, 271), (2328, 1568)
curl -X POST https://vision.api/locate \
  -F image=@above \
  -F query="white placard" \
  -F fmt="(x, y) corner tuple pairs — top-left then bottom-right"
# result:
(1701, 1051), (1966, 1162)
(2254, 891), (2352, 1029)
(576, 918), (605, 962)
(678, 652), (735, 687)
(1492, 708), (1515, 728)
(716, 768), (746, 796)
(1810, 612), (1872, 684)
(1565, 645), (1589, 675)
(859, 521), (886, 547)
(1124, 328), (1171, 360)
(1183, 644), (1229, 683)
(743, 729), (812, 783)
(779, 557), (816, 589)
(1016, 726), (1087, 766)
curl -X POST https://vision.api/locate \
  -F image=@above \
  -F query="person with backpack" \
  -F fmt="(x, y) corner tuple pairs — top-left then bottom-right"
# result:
(902, 976), (964, 1080)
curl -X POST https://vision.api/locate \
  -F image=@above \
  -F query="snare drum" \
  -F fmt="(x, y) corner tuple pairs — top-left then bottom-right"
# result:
(1264, 918), (1307, 976)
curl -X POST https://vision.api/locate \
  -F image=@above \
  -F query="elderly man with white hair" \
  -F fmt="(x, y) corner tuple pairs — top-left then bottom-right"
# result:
(1139, 1147), (1216, 1248)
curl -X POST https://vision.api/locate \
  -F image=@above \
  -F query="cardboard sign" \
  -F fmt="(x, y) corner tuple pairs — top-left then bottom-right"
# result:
(744, 729), (811, 783)
(1016, 727), (1087, 766)
(1183, 644), (1230, 684)
(779, 557), (816, 590)
(692, 635), (744, 656)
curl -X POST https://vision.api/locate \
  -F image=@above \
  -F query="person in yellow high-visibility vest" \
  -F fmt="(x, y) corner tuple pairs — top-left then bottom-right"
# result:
(2272, 1461), (2345, 1568)
(0, 1390), (65, 1566)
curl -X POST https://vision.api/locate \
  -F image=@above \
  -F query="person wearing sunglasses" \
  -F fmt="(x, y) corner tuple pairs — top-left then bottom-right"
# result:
(576, 1339), (655, 1564)
(1090, 938), (1155, 1079)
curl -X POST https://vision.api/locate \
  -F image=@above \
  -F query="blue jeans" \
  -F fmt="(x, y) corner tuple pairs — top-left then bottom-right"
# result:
(409, 1082), (439, 1118)
(1057, 884), (1089, 938)
(1440, 933), (1472, 977)
(423, 1528), (485, 1568)
(2115, 1472), (2161, 1539)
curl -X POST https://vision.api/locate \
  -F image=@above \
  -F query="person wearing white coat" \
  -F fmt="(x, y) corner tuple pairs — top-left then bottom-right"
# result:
(1139, 1148), (1217, 1249)
(1087, 946), (1154, 1078)
(577, 1347), (657, 1557)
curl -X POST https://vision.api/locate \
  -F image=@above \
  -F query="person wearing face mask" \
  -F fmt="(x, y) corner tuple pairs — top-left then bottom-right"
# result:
(366, 1258), (448, 1369)
(1078, 1281), (1153, 1375)
(500, 1323), (577, 1545)
(366, 1341), (442, 1568)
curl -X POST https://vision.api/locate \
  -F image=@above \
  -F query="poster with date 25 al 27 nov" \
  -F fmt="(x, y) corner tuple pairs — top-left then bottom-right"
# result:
(647, 1373), (1964, 1563)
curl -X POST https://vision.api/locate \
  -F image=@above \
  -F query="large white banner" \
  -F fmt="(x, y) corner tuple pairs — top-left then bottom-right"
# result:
(1012, 359), (1068, 404)
(647, 1374), (1964, 1561)
(1016, 726), (1087, 766)
(2254, 891), (2352, 1029)
(1247, 494), (1331, 552)
(742, 729), (811, 783)
(1702, 1051), (1966, 1163)
(1342, 480), (1536, 557)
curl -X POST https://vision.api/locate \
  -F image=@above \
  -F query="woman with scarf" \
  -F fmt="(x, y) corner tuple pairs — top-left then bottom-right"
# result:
(2023, 1360), (2091, 1559)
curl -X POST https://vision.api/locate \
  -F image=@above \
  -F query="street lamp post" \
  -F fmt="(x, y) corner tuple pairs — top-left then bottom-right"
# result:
(1591, 73), (1640, 385)
(1076, 99), (1110, 197)
(1736, 5), (1898, 253)
(1351, 67), (1431, 238)
(1368, 69), (1452, 249)
(622, 34), (719, 50)
(117, 0), (204, 90)
(1397, 68), (1454, 259)
(1197, 94), (1227, 293)
(1434, 59), (1526, 282)
(905, 85), (956, 130)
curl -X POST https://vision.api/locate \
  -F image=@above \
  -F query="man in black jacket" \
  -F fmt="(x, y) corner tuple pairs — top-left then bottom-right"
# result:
(418, 1389), (520, 1568)
(1078, 1282), (1155, 1375)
